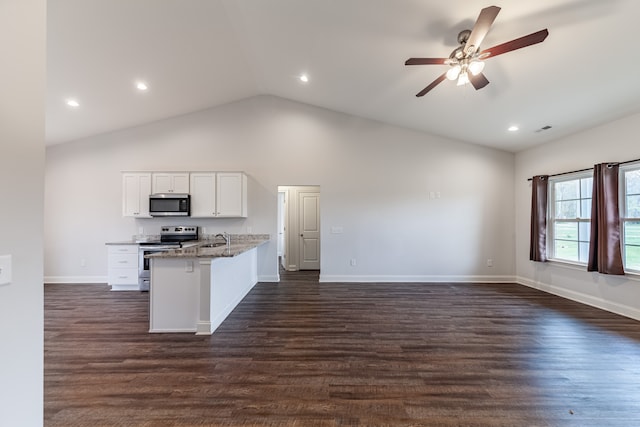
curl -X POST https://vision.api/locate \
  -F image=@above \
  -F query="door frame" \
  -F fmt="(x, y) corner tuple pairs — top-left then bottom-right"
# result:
(277, 185), (321, 272)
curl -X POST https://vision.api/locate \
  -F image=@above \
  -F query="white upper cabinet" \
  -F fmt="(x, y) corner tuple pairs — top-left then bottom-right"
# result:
(189, 173), (217, 217)
(190, 172), (247, 218)
(216, 172), (247, 217)
(122, 173), (151, 217)
(124, 171), (247, 219)
(152, 172), (189, 194)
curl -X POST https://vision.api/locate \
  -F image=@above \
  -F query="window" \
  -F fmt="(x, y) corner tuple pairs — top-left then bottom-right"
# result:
(622, 166), (640, 272)
(548, 173), (593, 263)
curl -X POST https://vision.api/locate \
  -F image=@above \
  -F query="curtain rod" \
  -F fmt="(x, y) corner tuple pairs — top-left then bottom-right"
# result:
(527, 158), (640, 181)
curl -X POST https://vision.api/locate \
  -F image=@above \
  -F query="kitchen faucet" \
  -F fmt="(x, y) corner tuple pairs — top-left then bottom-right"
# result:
(215, 232), (230, 248)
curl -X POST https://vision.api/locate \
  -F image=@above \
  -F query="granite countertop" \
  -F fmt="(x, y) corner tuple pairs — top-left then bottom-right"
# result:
(105, 241), (144, 246)
(106, 235), (161, 245)
(145, 235), (269, 259)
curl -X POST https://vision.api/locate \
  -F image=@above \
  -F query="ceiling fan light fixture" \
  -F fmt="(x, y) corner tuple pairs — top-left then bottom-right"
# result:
(446, 65), (461, 81)
(468, 60), (485, 76)
(457, 71), (470, 86)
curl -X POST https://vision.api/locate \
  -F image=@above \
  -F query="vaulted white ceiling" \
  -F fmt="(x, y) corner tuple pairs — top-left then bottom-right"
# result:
(47, 0), (640, 152)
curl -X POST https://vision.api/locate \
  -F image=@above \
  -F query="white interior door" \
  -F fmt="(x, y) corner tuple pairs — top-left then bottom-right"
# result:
(277, 191), (285, 258)
(298, 191), (320, 270)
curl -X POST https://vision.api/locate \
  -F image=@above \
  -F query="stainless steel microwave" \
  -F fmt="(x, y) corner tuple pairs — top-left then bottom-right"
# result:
(149, 193), (190, 217)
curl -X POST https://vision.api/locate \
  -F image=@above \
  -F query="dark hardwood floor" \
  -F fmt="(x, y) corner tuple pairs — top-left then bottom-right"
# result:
(45, 274), (640, 426)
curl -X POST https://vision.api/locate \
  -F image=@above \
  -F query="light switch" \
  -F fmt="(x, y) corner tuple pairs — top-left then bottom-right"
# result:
(0, 255), (12, 285)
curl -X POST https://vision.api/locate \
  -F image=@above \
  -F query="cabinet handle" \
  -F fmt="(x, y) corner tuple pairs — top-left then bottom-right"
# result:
(118, 275), (128, 279)
(118, 261), (128, 264)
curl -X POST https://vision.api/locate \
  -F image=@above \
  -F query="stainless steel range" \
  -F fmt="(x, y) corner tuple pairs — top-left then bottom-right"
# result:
(138, 226), (198, 291)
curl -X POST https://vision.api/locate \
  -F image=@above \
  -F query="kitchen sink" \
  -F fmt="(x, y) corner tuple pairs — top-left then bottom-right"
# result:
(199, 242), (227, 248)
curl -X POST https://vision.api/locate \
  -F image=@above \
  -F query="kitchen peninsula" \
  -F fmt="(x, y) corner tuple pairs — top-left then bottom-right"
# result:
(147, 235), (269, 335)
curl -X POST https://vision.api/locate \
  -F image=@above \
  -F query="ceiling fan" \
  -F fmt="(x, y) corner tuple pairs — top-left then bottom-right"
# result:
(405, 5), (549, 96)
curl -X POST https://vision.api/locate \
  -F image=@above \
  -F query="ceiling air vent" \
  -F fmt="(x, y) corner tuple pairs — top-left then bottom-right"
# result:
(534, 125), (552, 133)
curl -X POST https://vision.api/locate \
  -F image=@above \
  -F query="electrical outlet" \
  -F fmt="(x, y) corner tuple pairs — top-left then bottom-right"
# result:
(0, 255), (12, 285)
(80, 258), (86, 268)
(350, 258), (357, 267)
(185, 260), (194, 273)
(487, 259), (493, 267)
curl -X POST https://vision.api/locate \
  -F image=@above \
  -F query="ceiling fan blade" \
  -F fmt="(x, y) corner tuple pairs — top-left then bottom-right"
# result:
(416, 73), (447, 97)
(469, 72), (490, 90)
(464, 5), (501, 55)
(480, 29), (549, 59)
(405, 58), (447, 65)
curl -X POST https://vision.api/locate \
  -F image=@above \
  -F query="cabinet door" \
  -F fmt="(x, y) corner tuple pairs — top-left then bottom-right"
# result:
(216, 172), (247, 217)
(122, 173), (151, 217)
(152, 173), (189, 193)
(172, 173), (190, 193)
(152, 173), (172, 193)
(189, 173), (216, 217)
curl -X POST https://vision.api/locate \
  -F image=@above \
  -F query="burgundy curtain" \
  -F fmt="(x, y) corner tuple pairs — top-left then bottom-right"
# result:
(587, 163), (624, 275)
(530, 175), (549, 262)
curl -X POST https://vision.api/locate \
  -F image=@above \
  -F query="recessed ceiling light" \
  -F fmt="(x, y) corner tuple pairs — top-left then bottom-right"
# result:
(66, 99), (80, 108)
(299, 74), (309, 83)
(508, 125), (519, 132)
(136, 81), (148, 91)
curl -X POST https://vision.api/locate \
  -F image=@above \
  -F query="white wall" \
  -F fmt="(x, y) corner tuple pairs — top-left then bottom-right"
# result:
(515, 112), (640, 320)
(0, 1), (45, 425)
(45, 95), (515, 283)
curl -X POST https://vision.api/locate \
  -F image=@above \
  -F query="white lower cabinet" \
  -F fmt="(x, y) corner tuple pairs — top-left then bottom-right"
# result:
(107, 245), (139, 291)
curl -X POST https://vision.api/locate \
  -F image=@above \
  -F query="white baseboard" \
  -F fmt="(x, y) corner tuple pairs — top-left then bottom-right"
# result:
(195, 321), (212, 335)
(110, 284), (140, 291)
(149, 327), (196, 333)
(516, 276), (640, 321)
(45, 276), (107, 284)
(258, 274), (279, 283)
(318, 274), (516, 283)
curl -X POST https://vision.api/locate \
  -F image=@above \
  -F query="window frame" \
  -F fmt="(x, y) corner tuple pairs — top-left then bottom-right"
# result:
(620, 163), (640, 273)
(547, 171), (593, 265)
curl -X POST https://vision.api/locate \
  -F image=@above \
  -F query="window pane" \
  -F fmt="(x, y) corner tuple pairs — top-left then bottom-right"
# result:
(626, 170), (640, 195)
(581, 177), (593, 199)
(578, 222), (591, 242)
(555, 180), (579, 200)
(624, 245), (640, 271)
(555, 240), (578, 262)
(579, 242), (590, 263)
(580, 199), (592, 219)
(555, 222), (577, 240)
(625, 221), (640, 245)
(556, 200), (578, 219)
(626, 195), (640, 218)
